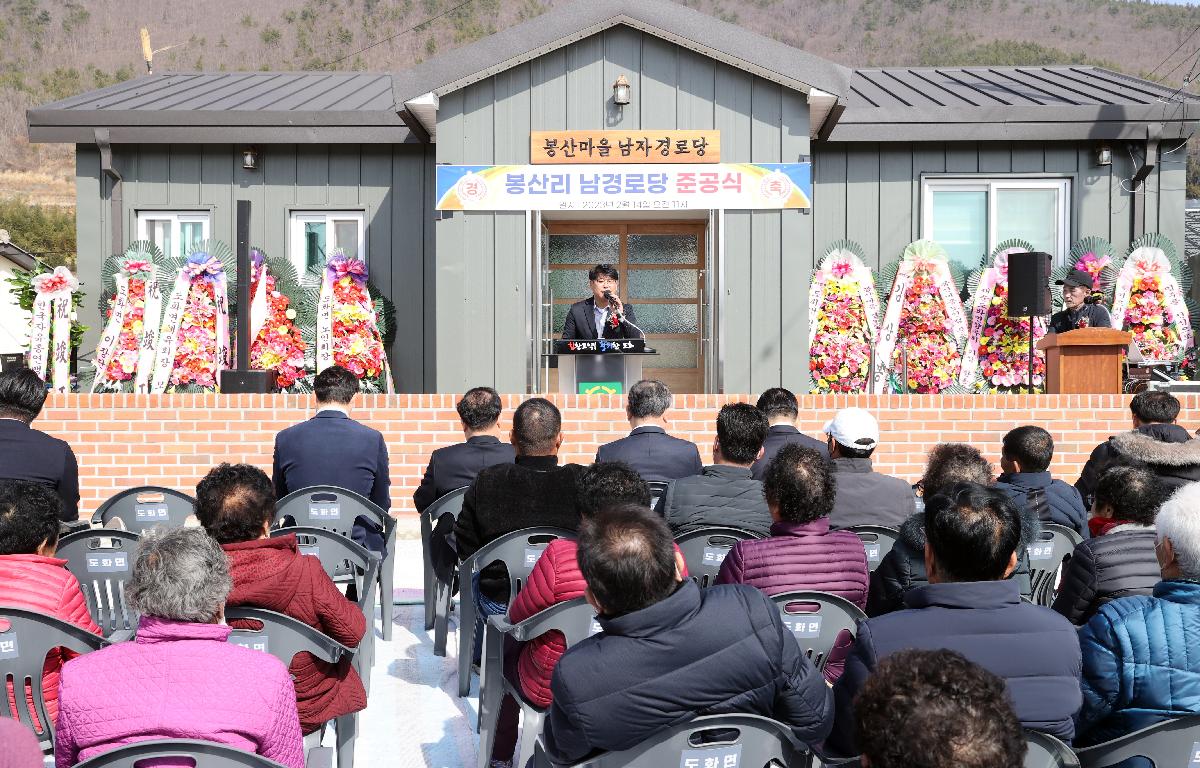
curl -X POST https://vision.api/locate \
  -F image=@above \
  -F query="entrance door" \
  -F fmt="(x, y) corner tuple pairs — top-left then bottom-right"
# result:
(546, 221), (705, 394)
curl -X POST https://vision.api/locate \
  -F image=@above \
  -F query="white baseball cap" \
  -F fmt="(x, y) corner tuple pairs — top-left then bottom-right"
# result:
(823, 408), (880, 450)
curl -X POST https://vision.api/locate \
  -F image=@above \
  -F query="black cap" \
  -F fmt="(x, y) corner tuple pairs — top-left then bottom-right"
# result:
(1055, 269), (1094, 290)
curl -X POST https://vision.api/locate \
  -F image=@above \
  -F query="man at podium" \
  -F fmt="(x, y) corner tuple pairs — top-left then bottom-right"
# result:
(1049, 269), (1112, 334)
(561, 264), (644, 340)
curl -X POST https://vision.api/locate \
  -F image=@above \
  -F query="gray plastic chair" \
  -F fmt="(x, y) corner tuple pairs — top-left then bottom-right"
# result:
(0, 606), (107, 751)
(73, 738), (291, 768)
(478, 597), (599, 768)
(224, 607), (358, 768)
(646, 481), (670, 511)
(422, 487), (468, 632)
(845, 525), (899, 573)
(452, 526), (576, 697)
(673, 527), (763, 588)
(1029, 524), (1083, 607)
(1026, 730), (1081, 767)
(529, 713), (807, 767)
(770, 590), (866, 672)
(275, 486), (398, 641)
(90, 487), (195, 534)
(56, 529), (142, 637)
(1076, 714), (1200, 767)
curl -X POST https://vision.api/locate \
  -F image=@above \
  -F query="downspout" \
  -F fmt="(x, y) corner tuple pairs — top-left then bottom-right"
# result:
(1131, 125), (1162, 242)
(95, 128), (123, 256)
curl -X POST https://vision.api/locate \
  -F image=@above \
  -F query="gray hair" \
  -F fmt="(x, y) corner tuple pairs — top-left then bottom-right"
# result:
(627, 379), (672, 419)
(127, 527), (231, 622)
(1157, 482), (1200, 579)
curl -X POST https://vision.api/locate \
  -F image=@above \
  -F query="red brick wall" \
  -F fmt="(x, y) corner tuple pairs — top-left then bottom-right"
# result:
(35, 393), (1196, 519)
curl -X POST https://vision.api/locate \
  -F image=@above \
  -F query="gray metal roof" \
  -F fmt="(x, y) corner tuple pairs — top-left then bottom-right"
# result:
(827, 66), (1200, 141)
(0, 241), (38, 272)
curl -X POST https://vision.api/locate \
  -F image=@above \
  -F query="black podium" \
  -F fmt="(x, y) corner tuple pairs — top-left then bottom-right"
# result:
(551, 339), (656, 394)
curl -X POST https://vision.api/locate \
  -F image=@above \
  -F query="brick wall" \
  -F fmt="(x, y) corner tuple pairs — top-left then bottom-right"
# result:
(35, 393), (1195, 519)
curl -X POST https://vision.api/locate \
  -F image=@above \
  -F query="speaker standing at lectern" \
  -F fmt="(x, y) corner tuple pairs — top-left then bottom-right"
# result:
(1049, 268), (1112, 334)
(561, 263), (644, 340)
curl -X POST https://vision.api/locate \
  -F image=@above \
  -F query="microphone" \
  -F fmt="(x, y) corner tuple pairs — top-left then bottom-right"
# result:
(603, 290), (624, 322)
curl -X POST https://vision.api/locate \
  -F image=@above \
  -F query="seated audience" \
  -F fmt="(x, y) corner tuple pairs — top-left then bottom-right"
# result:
(854, 649), (1026, 768)
(0, 368), (79, 521)
(1053, 466), (1164, 625)
(54, 528), (304, 768)
(1076, 481), (1200, 745)
(824, 408), (915, 528)
(995, 425), (1089, 539)
(194, 462), (367, 736)
(0, 479), (100, 727)
(829, 483), (1081, 755)
(656, 402), (772, 537)
(595, 379), (702, 482)
(414, 386), (515, 513)
(542, 505), (832, 764)
(0, 717), (43, 768)
(750, 388), (827, 480)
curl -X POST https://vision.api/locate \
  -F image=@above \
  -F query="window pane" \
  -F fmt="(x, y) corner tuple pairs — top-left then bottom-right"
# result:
(627, 234), (699, 264)
(628, 269), (697, 299)
(304, 222), (327, 272)
(644, 339), (697, 369)
(333, 219), (359, 260)
(548, 234), (619, 265)
(145, 220), (171, 260)
(996, 189), (1059, 258)
(548, 270), (590, 300)
(552, 303), (569, 334)
(179, 221), (204, 257)
(634, 304), (698, 334)
(931, 190), (987, 269)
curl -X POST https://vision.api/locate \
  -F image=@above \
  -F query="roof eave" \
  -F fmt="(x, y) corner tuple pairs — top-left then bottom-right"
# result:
(26, 124), (418, 145)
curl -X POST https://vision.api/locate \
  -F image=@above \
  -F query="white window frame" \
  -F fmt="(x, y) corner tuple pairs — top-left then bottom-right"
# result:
(921, 177), (1072, 265)
(288, 210), (366, 275)
(136, 211), (211, 260)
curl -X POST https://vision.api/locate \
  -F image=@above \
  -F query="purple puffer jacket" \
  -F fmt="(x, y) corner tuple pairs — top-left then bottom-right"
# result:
(54, 616), (304, 768)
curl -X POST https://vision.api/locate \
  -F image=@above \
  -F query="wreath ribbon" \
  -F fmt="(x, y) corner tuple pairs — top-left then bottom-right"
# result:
(29, 267), (77, 392)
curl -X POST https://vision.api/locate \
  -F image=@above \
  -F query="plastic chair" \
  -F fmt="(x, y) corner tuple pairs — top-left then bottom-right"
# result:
(73, 738), (291, 768)
(845, 525), (899, 573)
(1026, 730), (1081, 767)
(56, 530), (142, 637)
(90, 487), (195, 534)
(478, 598), (599, 768)
(528, 713), (807, 767)
(770, 590), (866, 672)
(224, 607), (359, 768)
(452, 526), (577, 697)
(1028, 524), (1083, 607)
(275, 486), (398, 641)
(646, 481), (669, 511)
(421, 487), (468, 632)
(673, 527), (763, 588)
(0, 606), (107, 751)
(1076, 715), (1200, 767)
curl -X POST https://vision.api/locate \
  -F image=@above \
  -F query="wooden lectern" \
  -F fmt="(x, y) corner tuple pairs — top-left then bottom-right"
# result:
(1036, 328), (1133, 394)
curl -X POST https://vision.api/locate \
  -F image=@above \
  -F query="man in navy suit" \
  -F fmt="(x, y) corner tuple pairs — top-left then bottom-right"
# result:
(413, 386), (515, 513)
(272, 365), (390, 553)
(561, 264), (643, 339)
(0, 368), (79, 521)
(751, 387), (828, 480)
(596, 379), (702, 482)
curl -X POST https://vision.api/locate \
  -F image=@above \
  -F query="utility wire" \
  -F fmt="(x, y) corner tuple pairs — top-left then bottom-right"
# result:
(320, 0), (477, 69)
(1147, 23), (1200, 80)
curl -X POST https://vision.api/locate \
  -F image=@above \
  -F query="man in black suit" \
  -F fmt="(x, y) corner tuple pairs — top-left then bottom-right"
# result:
(751, 387), (828, 480)
(414, 386), (515, 513)
(596, 379), (702, 482)
(0, 368), (78, 522)
(561, 264), (643, 339)
(272, 365), (390, 553)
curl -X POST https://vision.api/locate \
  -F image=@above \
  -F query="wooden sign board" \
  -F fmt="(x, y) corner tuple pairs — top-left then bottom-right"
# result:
(531, 130), (720, 164)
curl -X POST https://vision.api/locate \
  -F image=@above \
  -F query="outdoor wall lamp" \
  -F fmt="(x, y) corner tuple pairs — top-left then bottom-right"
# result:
(242, 147), (259, 170)
(1095, 145), (1112, 167)
(612, 74), (631, 106)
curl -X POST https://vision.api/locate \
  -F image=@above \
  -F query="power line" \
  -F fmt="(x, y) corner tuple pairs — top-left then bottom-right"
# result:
(1147, 23), (1200, 80)
(319, 0), (477, 70)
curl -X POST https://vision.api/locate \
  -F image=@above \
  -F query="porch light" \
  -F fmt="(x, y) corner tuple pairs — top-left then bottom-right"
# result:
(612, 74), (631, 106)
(242, 147), (259, 170)
(1095, 145), (1112, 167)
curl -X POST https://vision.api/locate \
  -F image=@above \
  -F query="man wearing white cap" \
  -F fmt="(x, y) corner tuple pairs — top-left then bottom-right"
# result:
(824, 408), (916, 529)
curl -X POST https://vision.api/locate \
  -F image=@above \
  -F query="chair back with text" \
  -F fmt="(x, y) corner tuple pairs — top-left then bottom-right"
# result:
(770, 590), (866, 672)
(72, 739), (290, 768)
(1025, 730), (1081, 767)
(673, 527), (762, 588)
(90, 487), (195, 534)
(1028, 524), (1083, 607)
(56, 530), (142, 636)
(1076, 715), (1200, 767)
(422, 486), (468, 632)
(646, 481), (670, 511)
(845, 525), (899, 573)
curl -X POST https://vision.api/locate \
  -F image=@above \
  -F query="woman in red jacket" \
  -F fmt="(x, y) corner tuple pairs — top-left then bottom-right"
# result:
(193, 463), (367, 736)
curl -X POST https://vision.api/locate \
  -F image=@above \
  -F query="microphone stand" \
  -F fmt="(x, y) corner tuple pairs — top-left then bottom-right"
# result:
(603, 293), (647, 339)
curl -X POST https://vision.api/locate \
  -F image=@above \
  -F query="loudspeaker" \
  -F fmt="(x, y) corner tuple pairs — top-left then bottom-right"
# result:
(1007, 251), (1052, 317)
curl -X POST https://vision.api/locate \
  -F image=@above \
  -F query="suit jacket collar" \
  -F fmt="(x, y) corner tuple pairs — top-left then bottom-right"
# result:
(314, 409), (350, 420)
(630, 426), (666, 436)
(466, 435), (502, 445)
(515, 454), (559, 471)
(768, 424), (800, 436)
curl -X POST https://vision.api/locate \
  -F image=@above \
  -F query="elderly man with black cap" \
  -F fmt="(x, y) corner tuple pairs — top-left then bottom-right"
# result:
(1049, 268), (1112, 334)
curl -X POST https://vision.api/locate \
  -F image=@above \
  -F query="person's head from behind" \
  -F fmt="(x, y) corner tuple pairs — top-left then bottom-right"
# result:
(1000, 425), (1054, 475)
(0, 480), (62, 557)
(1130, 390), (1180, 427)
(764, 444), (834, 524)
(578, 462), (651, 518)
(1153, 483), (1200, 581)
(1093, 465), (1163, 525)
(923, 482), (1021, 584)
(127, 527), (231, 624)
(511, 397), (563, 457)
(0, 368), (47, 424)
(823, 407), (879, 460)
(314, 365), (359, 408)
(714, 402), (768, 467)
(756, 387), (798, 426)
(578, 504), (682, 618)
(194, 463), (277, 545)
(920, 443), (993, 498)
(855, 649), (1025, 768)
(457, 386), (502, 436)
(625, 379), (672, 426)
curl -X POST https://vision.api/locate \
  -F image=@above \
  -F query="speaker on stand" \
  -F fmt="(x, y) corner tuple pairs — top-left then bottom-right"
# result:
(1005, 252), (1052, 395)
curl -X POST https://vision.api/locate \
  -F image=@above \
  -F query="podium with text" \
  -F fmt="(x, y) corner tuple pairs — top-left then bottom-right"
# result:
(551, 339), (657, 394)
(1036, 328), (1133, 394)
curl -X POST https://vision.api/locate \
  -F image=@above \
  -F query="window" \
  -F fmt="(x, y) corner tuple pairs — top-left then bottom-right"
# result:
(289, 211), (366, 274)
(137, 211), (211, 260)
(921, 178), (1071, 268)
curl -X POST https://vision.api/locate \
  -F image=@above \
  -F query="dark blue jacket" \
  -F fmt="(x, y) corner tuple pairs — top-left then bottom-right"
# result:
(413, 435), (515, 513)
(595, 426), (702, 482)
(543, 580), (833, 764)
(1077, 580), (1200, 745)
(752, 425), (828, 481)
(995, 471), (1090, 539)
(0, 419), (79, 521)
(830, 579), (1082, 755)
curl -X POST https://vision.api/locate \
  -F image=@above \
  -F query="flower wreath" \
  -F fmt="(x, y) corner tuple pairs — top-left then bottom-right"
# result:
(1050, 237), (1119, 313)
(807, 240), (880, 393)
(151, 240), (236, 393)
(89, 242), (174, 393)
(244, 248), (310, 391)
(1109, 234), (1196, 364)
